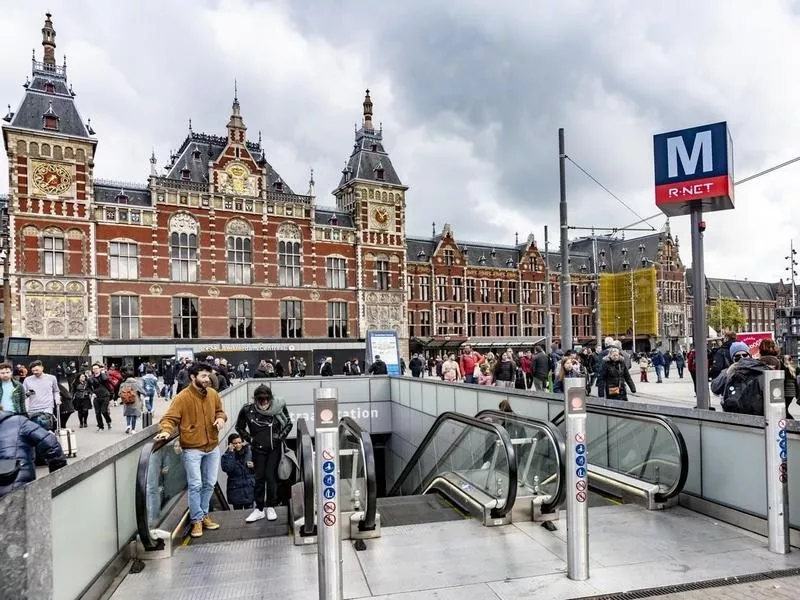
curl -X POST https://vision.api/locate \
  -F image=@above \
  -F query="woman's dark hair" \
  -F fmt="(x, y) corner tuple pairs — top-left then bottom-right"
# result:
(253, 384), (273, 403)
(759, 339), (779, 357)
(499, 400), (513, 413)
(228, 433), (242, 444)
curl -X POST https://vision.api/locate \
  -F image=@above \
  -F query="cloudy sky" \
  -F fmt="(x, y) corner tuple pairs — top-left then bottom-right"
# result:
(1, 1), (798, 283)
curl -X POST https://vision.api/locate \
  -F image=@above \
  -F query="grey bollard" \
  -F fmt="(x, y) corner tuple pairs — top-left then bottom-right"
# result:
(564, 377), (589, 580)
(763, 370), (790, 554)
(315, 388), (343, 599)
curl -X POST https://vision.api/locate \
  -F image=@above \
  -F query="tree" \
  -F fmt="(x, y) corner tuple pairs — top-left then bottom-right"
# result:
(707, 298), (746, 333)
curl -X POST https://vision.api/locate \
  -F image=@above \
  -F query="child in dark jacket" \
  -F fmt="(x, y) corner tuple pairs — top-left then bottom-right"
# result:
(221, 432), (255, 510)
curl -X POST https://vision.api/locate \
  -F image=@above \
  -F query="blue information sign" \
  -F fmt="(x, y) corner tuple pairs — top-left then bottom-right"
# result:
(576, 443), (586, 455)
(323, 487), (336, 500)
(323, 474), (335, 487)
(575, 455), (586, 467)
(576, 467), (587, 478)
(322, 461), (335, 474)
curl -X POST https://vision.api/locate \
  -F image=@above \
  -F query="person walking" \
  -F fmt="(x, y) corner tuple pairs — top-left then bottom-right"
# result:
(22, 361), (61, 432)
(71, 372), (92, 428)
(674, 351), (686, 379)
(0, 362), (25, 414)
(236, 384), (292, 523)
(369, 355), (388, 375)
(154, 363), (227, 538)
(141, 367), (159, 414)
(88, 363), (113, 431)
(118, 369), (144, 434)
(597, 347), (637, 401)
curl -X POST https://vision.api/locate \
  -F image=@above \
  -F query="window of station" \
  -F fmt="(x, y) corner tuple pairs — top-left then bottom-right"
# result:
(375, 260), (390, 290)
(228, 298), (253, 339)
(111, 295), (139, 339)
(108, 241), (138, 280)
(172, 297), (199, 339)
(328, 301), (348, 338)
(278, 241), (302, 287)
(43, 235), (65, 275)
(170, 232), (198, 282)
(227, 236), (253, 285)
(326, 257), (347, 289)
(280, 300), (302, 338)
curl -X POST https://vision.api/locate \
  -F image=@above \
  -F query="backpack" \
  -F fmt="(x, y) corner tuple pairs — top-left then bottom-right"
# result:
(721, 362), (767, 415)
(142, 377), (156, 396)
(119, 383), (138, 406)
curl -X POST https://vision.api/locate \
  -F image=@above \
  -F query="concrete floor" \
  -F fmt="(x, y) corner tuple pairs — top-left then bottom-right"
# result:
(110, 502), (800, 600)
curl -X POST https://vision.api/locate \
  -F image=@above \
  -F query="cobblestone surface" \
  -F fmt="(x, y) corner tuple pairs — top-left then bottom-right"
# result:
(648, 574), (800, 599)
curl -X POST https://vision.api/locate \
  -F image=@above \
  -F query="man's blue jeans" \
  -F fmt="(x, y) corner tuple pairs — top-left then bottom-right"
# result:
(182, 447), (221, 523)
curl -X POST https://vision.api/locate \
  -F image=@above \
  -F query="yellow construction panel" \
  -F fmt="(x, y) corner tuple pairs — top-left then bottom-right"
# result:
(599, 267), (658, 337)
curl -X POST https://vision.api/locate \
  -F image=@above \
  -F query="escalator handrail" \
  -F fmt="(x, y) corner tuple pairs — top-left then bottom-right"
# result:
(296, 418), (317, 536)
(388, 411), (518, 518)
(475, 410), (566, 513)
(552, 405), (689, 503)
(339, 417), (378, 531)
(135, 430), (180, 551)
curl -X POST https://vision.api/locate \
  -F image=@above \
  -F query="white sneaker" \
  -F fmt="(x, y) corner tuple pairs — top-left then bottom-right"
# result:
(245, 508), (265, 523)
(131, 428), (136, 434)
(125, 426), (131, 434)
(266, 507), (278, 521)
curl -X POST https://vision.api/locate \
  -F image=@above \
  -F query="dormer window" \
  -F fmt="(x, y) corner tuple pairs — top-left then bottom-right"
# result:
(371, 144), (378, 152)
(417, 250), (427, 260)
(479, 255), (487, 265)
(506, 258), (515, 267)
(328, 215), (338, 226)
(192, 148), (202, 161)
(43, 115), (59, 130)
(44, 81), (55, 94)
(116, 190), (129, 204)
(180, 164), (191, 180)
(273, 178), (284, 192)
(374, 160), (385, 181)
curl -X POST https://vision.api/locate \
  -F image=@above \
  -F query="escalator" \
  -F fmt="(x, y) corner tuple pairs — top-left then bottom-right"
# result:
(548, 405), (688, 507)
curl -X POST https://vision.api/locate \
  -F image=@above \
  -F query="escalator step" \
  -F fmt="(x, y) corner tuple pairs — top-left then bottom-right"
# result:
(376, 494), (469, 527)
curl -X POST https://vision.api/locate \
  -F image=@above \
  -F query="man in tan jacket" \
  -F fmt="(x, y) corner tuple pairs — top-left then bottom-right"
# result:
(155, 362), (227, 538)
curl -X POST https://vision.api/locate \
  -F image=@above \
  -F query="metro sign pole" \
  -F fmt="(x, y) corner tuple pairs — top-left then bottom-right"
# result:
(653, 122), (734, 410)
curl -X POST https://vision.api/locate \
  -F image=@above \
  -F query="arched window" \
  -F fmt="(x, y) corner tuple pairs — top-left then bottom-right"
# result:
(226, 219), (253, 285)
(169, 213), (199, 282)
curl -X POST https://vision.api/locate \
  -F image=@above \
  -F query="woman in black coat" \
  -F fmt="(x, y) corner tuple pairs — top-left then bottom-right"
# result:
(597, 347), (637, 400)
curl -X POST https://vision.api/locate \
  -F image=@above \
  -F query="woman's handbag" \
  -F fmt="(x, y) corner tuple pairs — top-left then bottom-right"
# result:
(277, 442), (299, 481)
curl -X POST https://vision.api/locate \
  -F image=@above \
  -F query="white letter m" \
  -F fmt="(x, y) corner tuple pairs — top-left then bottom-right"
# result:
(666, 130), (713, 178)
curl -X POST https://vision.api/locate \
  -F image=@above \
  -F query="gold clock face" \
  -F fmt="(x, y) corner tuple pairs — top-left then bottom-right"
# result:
(374, 208), (388, 224)
(226, 164), (248, 194)
(32, 162), (72, 195)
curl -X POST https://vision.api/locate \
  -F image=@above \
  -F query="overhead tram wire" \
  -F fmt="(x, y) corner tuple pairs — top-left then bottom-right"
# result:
(564, 155), (656, 231)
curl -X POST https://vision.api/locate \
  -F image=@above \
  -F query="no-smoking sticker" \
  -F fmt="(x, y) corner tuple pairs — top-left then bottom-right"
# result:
(323, 501), (336, 514)
(576, 491), (587, 503)
(778, 419), (786, 429)
(576, 480), (587, 492)
(323, 513), (337, 527)
(322, 449), (334, 460)
(575, 432), (585, 443)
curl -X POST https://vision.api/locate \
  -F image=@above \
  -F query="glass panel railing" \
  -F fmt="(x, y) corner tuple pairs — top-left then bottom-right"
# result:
(552, 405), (688, 503)
(388, 412), (517, 519)
(338, 417), (377, 532)
(296, 418), (316, 537)
(475, 410), (566, 513)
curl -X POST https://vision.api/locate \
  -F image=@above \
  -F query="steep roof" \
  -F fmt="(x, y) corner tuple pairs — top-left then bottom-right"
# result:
(94, 180), (152, 207)
(314, 206), (354, 228)
(4, 63), (91, 140)
(686, 268), (778, 302)
(336, 91), (404, 191)
(163, 131), (294, 194)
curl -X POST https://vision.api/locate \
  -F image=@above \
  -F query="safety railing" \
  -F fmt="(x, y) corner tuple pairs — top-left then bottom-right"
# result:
(339, 416), (378, 532)
(296, 418), (317, 537)
(551, 405), (689, 503)
(388, 411), (517, 519)
(475, 410), (566, 514)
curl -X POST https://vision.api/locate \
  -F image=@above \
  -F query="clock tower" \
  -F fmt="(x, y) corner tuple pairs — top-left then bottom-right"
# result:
(334, 91), (409, 357)
(2, 12), (97, 349)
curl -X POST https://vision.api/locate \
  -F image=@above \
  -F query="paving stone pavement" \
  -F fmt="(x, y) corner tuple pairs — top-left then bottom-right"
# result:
(643, 574), (800, 599)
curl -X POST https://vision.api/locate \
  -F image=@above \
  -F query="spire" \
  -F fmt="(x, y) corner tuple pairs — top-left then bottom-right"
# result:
(362, 89), (374, 131)
(150, 149), (157, 176)
(307, 167), (315, 197)
(226, 82), (246, 143)
(41, 12), (57, 68)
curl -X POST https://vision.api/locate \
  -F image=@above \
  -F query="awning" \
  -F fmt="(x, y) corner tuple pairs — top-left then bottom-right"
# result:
(410, 337), (468, 350)
(28, 339), (88, 357)
(465, 337), (545, 349)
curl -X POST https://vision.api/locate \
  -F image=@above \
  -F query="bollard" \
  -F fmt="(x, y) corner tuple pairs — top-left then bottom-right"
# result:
(564, 377), (589, 580)
(315, 388), (343, 599)
(763, 370), (790, 554)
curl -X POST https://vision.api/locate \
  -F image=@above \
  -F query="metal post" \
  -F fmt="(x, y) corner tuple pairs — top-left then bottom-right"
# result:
(314, 388), (343, 599)
(564, 376), (589, 580)
(630, 269), (636, 354)
(690, 207), (710, 410)
(559, 128), (573, 350)
(544, 225), (553, 350)
(763, 370), (790, 554)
